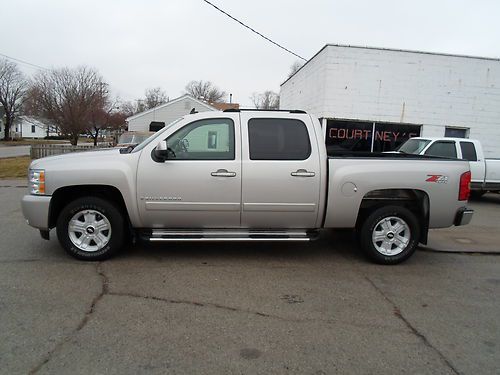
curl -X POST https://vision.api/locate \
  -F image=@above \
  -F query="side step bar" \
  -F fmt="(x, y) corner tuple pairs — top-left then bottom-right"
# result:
(144, 229), (317, 242)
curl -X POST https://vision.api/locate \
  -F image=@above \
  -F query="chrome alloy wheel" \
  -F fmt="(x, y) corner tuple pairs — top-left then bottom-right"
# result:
(68, 210), (112, 252)
(371, 216), (411, 256)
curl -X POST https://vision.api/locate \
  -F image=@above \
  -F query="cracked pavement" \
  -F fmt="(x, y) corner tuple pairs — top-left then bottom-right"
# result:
(1, 186), (499, 374)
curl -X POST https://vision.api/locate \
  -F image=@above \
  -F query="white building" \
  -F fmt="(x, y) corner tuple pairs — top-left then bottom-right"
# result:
(127, 94), (218, 132)
(12, 116), (58, 139)
(280, 44), (500, 157)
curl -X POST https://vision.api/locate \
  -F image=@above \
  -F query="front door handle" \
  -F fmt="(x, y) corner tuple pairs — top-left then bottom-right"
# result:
(291, 169), (315, 177)
(211, 169), (237, 177)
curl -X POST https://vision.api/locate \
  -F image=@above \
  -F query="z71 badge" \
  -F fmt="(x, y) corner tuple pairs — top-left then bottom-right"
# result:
(426, 174), (449, 184)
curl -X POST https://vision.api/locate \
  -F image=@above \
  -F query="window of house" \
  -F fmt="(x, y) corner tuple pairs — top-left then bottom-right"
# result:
(248, 118), (311, 160)
(31, 125), (36, 133)
(149, 121), (165, 132)
(445, 127), (468, 138)
(165, 118), (234, 160)
(424, 141), (457, 158)
(460, 142), (477, 161)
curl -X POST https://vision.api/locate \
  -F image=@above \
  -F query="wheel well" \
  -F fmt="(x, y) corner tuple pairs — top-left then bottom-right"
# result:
(48, 185), (130, 229)
(356, 189), (430, 244)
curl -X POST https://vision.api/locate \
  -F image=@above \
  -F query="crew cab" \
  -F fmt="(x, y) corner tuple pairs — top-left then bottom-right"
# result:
(397, 137), (500, 195)
(21, 110), (473, 264)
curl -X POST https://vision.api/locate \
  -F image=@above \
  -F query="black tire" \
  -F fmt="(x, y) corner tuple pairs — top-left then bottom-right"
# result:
(359, 206), (420, 265)
(470, 191), (485, 200)
(56, 196), (125, 261)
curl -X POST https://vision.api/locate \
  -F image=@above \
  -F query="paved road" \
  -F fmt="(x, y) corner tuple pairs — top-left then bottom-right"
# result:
(1, 185), (499, 374)
(0, 145), (30, 158)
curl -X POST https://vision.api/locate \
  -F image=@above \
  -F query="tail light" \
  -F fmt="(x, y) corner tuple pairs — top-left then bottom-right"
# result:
(459, 171), (471, 201)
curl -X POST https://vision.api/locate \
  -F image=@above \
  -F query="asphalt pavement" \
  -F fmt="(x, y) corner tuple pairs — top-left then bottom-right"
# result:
(0, 145), (31, 158)
(0, 183), (499, 374)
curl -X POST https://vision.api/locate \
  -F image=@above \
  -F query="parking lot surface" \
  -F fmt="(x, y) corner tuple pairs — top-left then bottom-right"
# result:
(1, 184), (499, 374)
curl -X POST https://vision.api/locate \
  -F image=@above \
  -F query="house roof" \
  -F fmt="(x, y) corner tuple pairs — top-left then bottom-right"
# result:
(126, 94), (217, 122)
(281, 43), (500, 87)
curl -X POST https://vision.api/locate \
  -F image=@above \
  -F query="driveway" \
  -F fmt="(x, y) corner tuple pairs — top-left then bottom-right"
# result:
(0, 184), (499, 374)
(0, 145), (30, 158)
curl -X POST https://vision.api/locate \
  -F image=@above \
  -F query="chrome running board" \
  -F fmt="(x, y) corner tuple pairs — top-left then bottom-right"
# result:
(146, 229), (315, 242)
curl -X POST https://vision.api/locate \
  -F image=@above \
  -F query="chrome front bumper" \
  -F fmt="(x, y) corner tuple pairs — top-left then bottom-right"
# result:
(21, 194), (51, 230)
(454, 207), (474, 226)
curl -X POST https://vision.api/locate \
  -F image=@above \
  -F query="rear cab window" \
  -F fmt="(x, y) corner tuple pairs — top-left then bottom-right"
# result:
(248, 118), (311, 160)
(460, 142), (478, 161)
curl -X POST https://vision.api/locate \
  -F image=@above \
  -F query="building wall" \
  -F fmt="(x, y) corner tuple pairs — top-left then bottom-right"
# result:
(127, 96), (216, 132)
(13, 118), (55, 139)
(281, 45), (500, 157)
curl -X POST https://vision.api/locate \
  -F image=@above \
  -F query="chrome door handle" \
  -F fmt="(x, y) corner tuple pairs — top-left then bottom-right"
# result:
(291, 169), (315, 177)
(211, 169), (236, 177)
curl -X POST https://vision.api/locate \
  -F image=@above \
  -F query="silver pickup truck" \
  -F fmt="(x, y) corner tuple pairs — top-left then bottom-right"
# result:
(21, 110), (473, 264)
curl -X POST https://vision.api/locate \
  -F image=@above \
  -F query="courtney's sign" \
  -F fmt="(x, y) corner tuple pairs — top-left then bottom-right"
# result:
(328, 128), (419, 142)
(325, 120), (421, 152)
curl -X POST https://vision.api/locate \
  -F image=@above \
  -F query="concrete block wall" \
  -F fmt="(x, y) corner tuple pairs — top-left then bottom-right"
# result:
(281, 45), (500, 157)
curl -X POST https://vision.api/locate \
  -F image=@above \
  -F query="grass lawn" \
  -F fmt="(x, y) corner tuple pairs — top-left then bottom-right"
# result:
(0, 157), (31, 179)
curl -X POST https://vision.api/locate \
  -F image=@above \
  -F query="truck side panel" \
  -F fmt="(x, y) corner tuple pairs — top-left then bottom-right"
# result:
(324, 158), (469, 229)
(485, 159), (500, 189)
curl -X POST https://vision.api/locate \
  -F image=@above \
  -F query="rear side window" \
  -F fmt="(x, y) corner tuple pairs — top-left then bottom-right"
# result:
(460, 142), (477, 161)
(424, 141), (457, 158)
(248, 118), (311, 160)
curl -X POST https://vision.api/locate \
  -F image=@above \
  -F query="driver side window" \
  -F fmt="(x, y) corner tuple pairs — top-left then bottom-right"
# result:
(165, 118), (235, 160)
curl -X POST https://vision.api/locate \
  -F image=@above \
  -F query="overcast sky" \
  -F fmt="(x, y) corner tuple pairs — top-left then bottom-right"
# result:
(2, 0), (500, 107)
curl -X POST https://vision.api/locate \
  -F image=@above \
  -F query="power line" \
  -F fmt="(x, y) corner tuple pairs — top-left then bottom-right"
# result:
(0, 52), (49, 71)
(201, 0), (307, 61)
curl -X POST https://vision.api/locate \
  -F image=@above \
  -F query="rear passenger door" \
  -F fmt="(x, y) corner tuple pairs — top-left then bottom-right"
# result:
(240, 113), (321, 229)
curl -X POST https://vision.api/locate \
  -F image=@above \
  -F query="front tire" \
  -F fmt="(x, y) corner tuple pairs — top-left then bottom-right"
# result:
(360, 206), (420, 265)
(56, 197), (125, 260)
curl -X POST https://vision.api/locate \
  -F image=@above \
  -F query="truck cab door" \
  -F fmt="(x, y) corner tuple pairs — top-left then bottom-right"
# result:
(459, 141), (484, 185)
(240, 113), (322, 229)
(136, 114), (241, 228)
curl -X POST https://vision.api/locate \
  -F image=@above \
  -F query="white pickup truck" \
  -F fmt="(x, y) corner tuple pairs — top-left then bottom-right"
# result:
(397, 137), (500, 195)
(22, 110), (473, 265)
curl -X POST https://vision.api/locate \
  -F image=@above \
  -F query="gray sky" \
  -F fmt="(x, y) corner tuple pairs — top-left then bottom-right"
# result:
(2, 0), (500, 107)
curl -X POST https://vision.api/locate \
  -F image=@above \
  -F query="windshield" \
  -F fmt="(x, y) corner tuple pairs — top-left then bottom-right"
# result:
(396, 139), (431, 154)
(132, 118), (184, 153)
(118, 134), (135, 144)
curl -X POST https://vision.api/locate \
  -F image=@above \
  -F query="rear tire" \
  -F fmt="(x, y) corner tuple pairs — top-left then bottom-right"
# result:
(360, 206), (420, 265)
(470, 191), (485, 200)
(56, 197), (125, 261)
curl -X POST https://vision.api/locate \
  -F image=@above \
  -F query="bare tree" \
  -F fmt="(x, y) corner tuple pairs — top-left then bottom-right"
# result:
(185, 80), (226, 103)
(251, 91), (280, 110)
(144, 87), (168, 109)
(0, 59), (29, 140)
(118, 87), (167, 117)
(29, 66), (107, 145)
(288, 60), (304, 78)
(86, 97), (118, 146)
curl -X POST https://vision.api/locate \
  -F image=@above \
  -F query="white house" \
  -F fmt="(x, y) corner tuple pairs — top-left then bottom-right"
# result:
(280, 44), (500, 157)
(127, 94), (218, 132)
(12, 116), (58, 139)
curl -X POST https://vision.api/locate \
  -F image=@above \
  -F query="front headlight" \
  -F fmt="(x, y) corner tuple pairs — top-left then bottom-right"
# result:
(29, 169), (45, 195)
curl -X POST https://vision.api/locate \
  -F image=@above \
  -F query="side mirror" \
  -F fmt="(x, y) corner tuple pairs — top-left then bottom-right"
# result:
(152, 140), (169, 162)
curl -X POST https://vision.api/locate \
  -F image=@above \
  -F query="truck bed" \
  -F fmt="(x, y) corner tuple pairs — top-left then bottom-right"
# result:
(323, 154), (470, 229)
